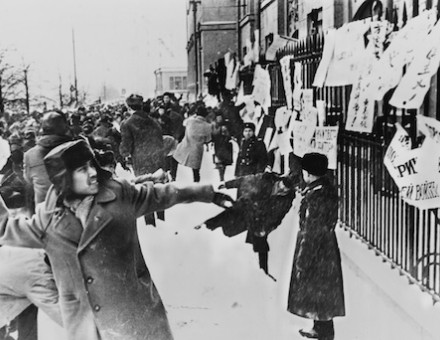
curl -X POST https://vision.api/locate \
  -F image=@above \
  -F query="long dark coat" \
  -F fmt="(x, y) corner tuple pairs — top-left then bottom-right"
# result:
(119, 111), (164, 176)
(0, 179), (215, 340)
(204, 173), (296, 245)
(287, 177), (345, 321)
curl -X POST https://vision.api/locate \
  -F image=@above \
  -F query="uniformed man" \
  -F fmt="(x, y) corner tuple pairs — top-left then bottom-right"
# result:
(235, 122), (268, 177)
(234, 122), (270, 274)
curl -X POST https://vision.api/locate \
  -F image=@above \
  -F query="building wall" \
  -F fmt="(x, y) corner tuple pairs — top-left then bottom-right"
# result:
(200, 27), (237, 93)
(186, 0), (237, 99)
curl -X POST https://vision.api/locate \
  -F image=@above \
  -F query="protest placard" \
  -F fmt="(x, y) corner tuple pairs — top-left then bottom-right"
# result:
(325, 20), (370, 86)
(313, 29), (336, 88)
(280, 56), (294, 110)
(389, 17), (440, 109)
(371, 9), (436, 100)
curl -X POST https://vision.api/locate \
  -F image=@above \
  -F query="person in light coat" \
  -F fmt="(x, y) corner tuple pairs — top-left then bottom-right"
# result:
(173, 104), (212, 182)
(0, 139), (233, 340)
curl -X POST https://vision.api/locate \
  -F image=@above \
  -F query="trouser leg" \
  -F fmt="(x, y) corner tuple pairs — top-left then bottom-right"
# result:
(193, 169), (200, 182)
(258, 251), (268, 273)
(16, 304), (38, 340)
(313, 320), (334, 339)
(170, 158), (178, 181)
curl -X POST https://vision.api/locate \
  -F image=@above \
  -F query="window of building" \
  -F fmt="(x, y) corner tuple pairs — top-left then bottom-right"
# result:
(169, 76), (188, 90)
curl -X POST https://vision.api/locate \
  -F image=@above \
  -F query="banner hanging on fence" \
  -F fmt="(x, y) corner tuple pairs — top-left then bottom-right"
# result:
(389, 16), (440, 109)
(280, 56), (294, 110)
(325, 20), (370, 86)
(313, 29), (336, 88)
(292, 122), (339, 170)
(384, 121), (440, 210)
(252, 64), (271, 112)
(292, 62), (303, 111)
(371, 9), (437, 100)
(345, 39), (378, 133)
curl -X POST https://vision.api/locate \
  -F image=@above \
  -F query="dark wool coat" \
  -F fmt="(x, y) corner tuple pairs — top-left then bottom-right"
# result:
(0, 179), (215, 340)
(287, 177), (345, 321)
(204, 173), (296, 247)
(119, 111), (164, 176)
(235, 136), (268, 177)
(23, 135), (72, 204)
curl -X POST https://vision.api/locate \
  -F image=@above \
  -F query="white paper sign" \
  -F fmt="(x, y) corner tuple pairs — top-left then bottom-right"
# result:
(280, 56), (294, 110)
(345, 45), (376, 133)
(384, 120), (440, 209)
(325, 21), (370, 86)
(293, 62), (303, 111)
(371, 9), (437, 100)
(390, 18), (440, 109)
(313, 29), (336, 88)
(252, 64), (271, 112)
(292, 123), (339, 169)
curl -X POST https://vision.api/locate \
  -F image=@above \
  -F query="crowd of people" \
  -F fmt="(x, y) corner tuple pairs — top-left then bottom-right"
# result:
(0, 90), (345, 340)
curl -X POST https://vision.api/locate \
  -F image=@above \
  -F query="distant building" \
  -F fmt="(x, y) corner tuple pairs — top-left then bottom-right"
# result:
(154, 67), (189, 100)
(186, 0), (238, 100)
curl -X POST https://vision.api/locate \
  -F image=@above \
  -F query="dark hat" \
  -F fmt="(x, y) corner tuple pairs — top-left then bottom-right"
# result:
(41, 111), (69, 135)
(243, 122), (256, 132)
(162, 92), (173, 98)
(301, 152), (328, 177)
(44, 139), (111, 194)
(126, 94), (143, 108)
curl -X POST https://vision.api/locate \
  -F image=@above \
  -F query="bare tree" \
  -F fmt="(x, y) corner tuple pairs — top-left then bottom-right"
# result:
(0, 49), (25, 115)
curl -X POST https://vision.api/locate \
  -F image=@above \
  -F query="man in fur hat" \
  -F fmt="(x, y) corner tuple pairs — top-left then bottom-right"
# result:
(288, 152), (345, 340)
(0, 139), (233, 340)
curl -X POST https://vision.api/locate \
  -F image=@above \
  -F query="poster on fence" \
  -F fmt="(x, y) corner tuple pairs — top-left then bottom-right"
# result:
(325, 20), (370, 86)
(252, 64), (271, 112)
(345, 47), (376, 133)
(371, 9), (437, 100)
(280, 56), (294, 110)
(293, 62), (303, 112)
(292, 122), (339, 170)
(389, 17), (440, 109)
(384, 121), (440, 209)
(313, 29), (336, 88)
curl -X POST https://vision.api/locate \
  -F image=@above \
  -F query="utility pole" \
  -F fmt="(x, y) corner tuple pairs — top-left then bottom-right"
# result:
(72, 28), (78, 103)
(190, 0), (201, 98)
(23, 67), (29, 114)
(58, 74), (63, 109)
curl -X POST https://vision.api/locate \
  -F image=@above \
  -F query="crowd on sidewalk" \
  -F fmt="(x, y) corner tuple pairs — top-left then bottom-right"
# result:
(0, 90), (345, 340)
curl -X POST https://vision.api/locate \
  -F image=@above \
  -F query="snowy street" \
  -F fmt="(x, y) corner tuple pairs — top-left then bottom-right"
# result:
(38, 147), (440, 340)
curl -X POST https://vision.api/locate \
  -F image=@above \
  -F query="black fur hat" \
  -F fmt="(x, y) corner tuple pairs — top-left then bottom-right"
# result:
(301, 152), (328, 177)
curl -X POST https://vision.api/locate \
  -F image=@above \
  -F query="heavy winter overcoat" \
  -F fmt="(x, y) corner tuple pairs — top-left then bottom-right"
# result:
(173, 115), (212, 170)
(119, 110), (164, 176)
(0, 179), (215, 340)
(23, 135), (72, 204)
(287, 176), (345, 321)
(204, 173), (296, 242)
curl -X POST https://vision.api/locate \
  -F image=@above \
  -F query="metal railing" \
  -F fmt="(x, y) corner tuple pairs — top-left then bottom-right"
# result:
(269, 31), (440, 301)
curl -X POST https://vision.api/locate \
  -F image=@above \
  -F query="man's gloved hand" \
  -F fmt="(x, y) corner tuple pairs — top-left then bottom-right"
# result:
(212, 192), (234, 208)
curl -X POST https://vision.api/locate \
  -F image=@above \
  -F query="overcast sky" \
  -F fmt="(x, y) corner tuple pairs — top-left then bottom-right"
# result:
(0, 0), (187, 106)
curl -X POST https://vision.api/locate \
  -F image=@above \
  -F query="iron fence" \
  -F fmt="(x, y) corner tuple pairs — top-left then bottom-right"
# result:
(270, 32), (440, 301)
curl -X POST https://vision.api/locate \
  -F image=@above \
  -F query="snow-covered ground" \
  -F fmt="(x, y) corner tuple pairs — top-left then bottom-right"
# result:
(38, 146), (440, 340)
